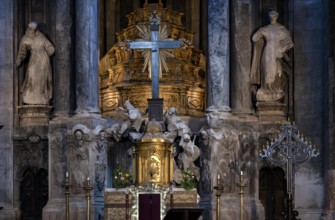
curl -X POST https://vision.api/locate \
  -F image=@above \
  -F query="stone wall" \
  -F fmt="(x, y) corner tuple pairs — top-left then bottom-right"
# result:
(293, 1), (327, 219)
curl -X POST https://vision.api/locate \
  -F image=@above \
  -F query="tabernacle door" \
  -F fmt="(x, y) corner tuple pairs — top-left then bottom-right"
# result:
(139, 193), (161, 220)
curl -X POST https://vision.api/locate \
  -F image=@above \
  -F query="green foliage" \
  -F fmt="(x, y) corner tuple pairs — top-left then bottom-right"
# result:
(180, 169), (197, 190)
(112, 168), (132, 189)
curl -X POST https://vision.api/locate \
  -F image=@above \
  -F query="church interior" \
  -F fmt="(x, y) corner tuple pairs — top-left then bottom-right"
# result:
(0, 0), (334, 219)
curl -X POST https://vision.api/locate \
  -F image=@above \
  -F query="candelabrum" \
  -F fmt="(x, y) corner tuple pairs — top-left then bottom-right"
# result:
(125, 187), (129, 220)
(236, 171), (246, 220)
(214, 174), (223, 220)
(83, 177), (93, 220)
(63, 171), (71, 220)
(259, 121), (319, 220)
(169, 184), (174, 209)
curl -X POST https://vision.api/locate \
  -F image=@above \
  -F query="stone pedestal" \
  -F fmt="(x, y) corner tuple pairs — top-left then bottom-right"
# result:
(148, 98), (164, 122)
(43, 118), (107, 220)
(256, 101), (285, 121)
(18, 105), (52, 126)
(213, 196), (265, 220)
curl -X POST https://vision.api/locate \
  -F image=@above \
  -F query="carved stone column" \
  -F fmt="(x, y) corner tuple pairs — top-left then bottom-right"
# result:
(0, 0), (15, 219)
(230, 0), (253, 115)
(206, 0), (230, 111)
(75, 0), (100, 115)
(52, 0), (74, 118)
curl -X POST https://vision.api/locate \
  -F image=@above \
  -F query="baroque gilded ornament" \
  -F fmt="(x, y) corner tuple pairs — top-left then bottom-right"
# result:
(99, 3), (206, 116)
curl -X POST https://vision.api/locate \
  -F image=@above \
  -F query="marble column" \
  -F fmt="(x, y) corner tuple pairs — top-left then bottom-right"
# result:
(230, 0), (253, 115)
(53, 0), (74, 118)
(75, 0), (100, 114)
(206, 0), (230, 111)
(0, 0), (15, 219)
(43, 1), (74, 218)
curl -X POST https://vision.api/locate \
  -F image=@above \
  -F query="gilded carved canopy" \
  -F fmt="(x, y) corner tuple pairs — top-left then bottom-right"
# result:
(99, 3), (206, 117)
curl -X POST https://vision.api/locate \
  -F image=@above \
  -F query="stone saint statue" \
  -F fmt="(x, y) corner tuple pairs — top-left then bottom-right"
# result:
(251, 11), (293, 102)
(16, 22), (55, 105)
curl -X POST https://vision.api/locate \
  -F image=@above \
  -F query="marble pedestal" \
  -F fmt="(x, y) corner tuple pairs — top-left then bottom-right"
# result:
(43, 116), (107, 220)
(18, 105), (52, 126)
(256, 101), (285, 121)
(213, 196), (265, 220)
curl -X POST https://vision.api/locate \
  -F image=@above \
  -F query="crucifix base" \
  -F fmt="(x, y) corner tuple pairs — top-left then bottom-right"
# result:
(148, 98), (164, 122)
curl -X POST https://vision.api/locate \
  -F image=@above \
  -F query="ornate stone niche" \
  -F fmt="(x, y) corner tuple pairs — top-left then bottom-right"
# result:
(99, 3), (206, 117)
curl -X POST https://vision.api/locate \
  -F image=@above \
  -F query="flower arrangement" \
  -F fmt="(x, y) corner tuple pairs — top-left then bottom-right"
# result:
(180, 169), (197, 190)
(112, 168), (132, 189)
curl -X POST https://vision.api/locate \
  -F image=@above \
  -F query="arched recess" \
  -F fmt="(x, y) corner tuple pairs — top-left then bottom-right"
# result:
(259, 166), (288, 220)
(20, 168), (48, 220)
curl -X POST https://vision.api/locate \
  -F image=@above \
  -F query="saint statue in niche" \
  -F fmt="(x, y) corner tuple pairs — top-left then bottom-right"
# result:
(16, 21), (55, 105)
(251, 11), (293, 102)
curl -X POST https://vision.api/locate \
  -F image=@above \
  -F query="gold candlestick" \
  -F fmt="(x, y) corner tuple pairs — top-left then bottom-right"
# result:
(83, 177), (93, 220)
(214, 174), (223, 220)
(236, 171), (246, 220)
(63, 171), (71, 220)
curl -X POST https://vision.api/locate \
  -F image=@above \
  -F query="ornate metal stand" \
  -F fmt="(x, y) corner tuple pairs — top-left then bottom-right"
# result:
(236, 171), (246, 220)
(125, 188), (129, 220)
(169, 185), (174, 209)
(63, 171), (71, 220)
(214, 175), (223, 220)
(83, 177), (93, 220)
(260, 122), (319, 220)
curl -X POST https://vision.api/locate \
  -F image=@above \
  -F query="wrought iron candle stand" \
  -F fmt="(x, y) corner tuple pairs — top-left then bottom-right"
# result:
(214, 175), (223, 220)
(236, 171), (246, 220)
(83, 177), (93, 220)
(259, 122), (319, 220)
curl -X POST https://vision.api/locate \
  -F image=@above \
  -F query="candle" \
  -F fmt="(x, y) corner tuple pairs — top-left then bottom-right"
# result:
(218, 174), (221, 180)
(87, 176), (90, 181)
(241, 171), (243, 176)
(66, 171), (69, 178)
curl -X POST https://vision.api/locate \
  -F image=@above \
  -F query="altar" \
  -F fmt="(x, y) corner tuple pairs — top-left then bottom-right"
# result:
(104, 187), (200, 220)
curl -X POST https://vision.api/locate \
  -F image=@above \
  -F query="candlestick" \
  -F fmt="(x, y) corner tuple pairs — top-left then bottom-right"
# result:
(214, 174), (223, 220)
(83, 177), (93, 220)
(63, 172), (71, 220)
(236, 171), (246, 220)
(125, 188), (129, 220)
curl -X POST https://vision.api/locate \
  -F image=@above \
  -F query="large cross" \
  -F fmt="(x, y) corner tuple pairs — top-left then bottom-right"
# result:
(260, 123), (319, 220)
(129, 11), (182, 99)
